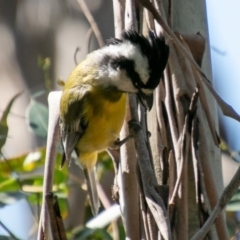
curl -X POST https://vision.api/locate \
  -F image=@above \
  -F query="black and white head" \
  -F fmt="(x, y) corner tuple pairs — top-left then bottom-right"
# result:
(95, 30), (169, 110)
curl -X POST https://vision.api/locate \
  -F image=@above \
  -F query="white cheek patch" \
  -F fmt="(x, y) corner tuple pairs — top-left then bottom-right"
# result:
(97, 63), (138, 93)
(101, 42), (149, 84)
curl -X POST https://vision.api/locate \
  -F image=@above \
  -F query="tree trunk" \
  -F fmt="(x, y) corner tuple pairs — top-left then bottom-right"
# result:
(171, 0), (227, 238)
(114, 0), (229, 239)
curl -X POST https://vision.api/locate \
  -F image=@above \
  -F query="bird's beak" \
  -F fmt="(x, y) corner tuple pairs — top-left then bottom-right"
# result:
(137, 91), (154, 110)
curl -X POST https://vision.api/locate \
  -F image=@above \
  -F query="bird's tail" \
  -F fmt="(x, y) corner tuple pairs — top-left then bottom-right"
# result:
(83, 167), (100, 216)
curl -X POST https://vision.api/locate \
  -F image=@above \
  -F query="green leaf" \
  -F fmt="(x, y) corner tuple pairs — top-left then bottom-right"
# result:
(25, 99), (48, 138)
(0, 178), (19, 192)
(0, 93), (21, 150)
(26, 193), (42, 205)
(0, 147), (67, 193)
(0, 147), (46, 176)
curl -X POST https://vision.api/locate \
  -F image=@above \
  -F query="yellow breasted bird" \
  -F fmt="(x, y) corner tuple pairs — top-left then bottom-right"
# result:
(59, 30), (169, 215)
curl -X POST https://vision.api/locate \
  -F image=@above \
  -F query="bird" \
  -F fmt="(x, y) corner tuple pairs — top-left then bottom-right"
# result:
(59, 30), (169, 216)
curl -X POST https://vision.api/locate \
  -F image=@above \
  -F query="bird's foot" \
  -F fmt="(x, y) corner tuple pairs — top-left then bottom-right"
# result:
(112, 120), (141, 148)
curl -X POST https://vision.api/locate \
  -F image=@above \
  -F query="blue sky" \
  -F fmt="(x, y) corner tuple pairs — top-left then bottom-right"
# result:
(206, 0), (240, 151)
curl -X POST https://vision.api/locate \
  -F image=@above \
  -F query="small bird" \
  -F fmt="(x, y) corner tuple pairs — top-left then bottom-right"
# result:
(59, 30), (169, 215)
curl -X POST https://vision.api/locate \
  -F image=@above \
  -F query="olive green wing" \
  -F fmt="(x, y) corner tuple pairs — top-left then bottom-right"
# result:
(59, 85), (90, 168)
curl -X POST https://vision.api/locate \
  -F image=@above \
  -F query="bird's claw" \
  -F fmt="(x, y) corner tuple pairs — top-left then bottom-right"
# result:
(111, 121), (141, 148)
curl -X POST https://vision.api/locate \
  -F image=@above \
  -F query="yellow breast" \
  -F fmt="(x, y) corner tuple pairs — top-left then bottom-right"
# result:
(76, 88), (126, 168)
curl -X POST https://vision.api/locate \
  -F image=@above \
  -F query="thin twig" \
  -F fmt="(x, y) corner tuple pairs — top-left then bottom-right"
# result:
(147, 95), (162, 185)
(153, 0), (166, 33)
(146, 207), (158, 239)
(85, 27), (94, 53)
(138, 165), (151, 240)
(144, 8), (155, 31)
(167, 0), (173, 28)
(53, 195), (67, 240)
(113, 0), (125, 38)
(45, 193), (67, 240)
(168, 150), (176, 225)
(125, 0), (137, 30)
(0, 220), (19, 240)
(191, 165), (240, 240)
(169, 89), (198, 205)
(191, 112), (214, 238)
(77, 0), (104, 48)
(200, 73), (240, 122)
(46, 193), (61, 240)
(74, 47), (81, 66)
(155, 82), (168, 149)
(163, 69), (178, 147)
(74, 27), (94, 65)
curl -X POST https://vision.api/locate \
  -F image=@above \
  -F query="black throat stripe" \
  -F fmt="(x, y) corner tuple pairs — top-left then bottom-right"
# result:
(110, 55), (147, 90)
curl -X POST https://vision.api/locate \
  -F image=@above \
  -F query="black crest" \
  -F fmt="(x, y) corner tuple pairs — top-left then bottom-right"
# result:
(105, 30), (169, 90)
(122, 30), (169, 89)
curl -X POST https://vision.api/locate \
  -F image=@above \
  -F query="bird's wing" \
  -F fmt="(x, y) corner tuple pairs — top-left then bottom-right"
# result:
(59, 85), (90, 168)
(59, 129), (80, 168)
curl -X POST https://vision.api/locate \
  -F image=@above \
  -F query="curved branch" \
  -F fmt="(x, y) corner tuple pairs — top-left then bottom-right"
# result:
(37, 91), (61, 240)
(77, 0), (104, 48)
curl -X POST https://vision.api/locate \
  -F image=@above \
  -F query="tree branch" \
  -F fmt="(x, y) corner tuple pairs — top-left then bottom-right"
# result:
(138, 0), (240, 124)
(37, 91), (61, 240)
(77, 0), (104, 48)
(191, 165), (240, 240)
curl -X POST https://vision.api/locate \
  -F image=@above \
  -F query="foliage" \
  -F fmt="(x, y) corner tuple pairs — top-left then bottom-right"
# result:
(0, 93), (21, 150)
(25, 96), (49, 139)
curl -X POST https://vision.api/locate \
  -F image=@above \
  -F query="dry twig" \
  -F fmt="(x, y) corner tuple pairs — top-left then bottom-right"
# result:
(77, 0), (104, 48)
(191, 165), (240, 240)
(169, 88), (198, 206)
(46, 193), (67, 240)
